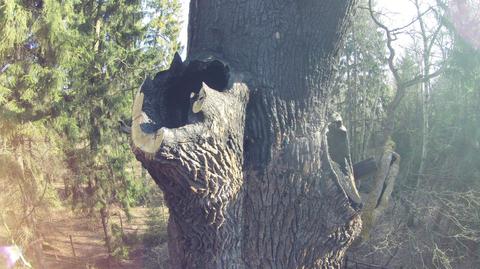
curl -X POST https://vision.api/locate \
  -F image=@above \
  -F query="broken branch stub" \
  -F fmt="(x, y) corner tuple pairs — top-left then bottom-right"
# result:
(359, 149), (400, 240)
(131, 54), (249, 267)
(326, 114), (362, 209)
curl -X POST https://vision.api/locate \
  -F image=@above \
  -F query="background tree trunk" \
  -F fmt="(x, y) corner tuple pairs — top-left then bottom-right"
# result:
(100, 205), (113, 259)
(132, 0), (361, 268)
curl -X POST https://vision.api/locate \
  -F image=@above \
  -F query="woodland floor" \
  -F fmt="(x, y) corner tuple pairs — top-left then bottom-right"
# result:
(39, 206), (166, 269)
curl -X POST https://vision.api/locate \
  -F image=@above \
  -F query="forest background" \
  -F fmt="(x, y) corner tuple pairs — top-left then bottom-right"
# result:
(0, 0), (479, 268)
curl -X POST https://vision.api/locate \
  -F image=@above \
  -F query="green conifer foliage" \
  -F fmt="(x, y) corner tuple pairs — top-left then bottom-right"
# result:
(60, 0), (181, 256)
(0, 0), (181, 261)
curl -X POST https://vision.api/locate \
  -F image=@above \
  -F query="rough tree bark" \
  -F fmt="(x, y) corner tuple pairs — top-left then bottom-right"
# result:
(131, 1), (362, 268)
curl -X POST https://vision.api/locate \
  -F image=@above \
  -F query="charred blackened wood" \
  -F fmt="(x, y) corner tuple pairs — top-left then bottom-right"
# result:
(353, 157), (377, 180)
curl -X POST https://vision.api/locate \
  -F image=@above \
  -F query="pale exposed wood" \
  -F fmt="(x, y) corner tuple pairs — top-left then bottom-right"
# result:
(192, 87), (206, 113)
(131, 91), (165, 156)
(360, 150), (400, 240)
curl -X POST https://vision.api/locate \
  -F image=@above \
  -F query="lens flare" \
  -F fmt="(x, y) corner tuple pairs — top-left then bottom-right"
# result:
(0, 245), (31, 268)
(450, 0), (480, 49)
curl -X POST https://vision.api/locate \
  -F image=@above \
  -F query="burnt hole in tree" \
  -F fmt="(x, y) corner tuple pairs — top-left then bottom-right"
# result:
(140, 53), (229, 132)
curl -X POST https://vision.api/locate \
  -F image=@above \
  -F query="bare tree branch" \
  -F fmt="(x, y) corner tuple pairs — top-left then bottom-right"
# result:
(368, 0), (401, 85)
(401, 67), (444, 89)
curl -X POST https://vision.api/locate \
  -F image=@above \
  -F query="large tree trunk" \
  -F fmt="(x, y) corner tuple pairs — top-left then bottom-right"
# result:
(132, 1), (361, 268)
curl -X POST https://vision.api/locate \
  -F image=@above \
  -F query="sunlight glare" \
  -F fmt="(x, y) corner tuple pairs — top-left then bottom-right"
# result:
(449, 0), (480, 49)
(0, 245), (32, 269)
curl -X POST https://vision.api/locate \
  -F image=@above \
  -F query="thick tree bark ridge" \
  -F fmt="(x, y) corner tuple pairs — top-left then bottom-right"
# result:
(132, 0), (362, 268)
(132, 54), (249, 268)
